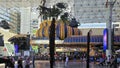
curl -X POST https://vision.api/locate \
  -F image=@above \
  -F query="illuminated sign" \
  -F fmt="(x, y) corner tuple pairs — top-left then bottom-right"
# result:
(103, 28), (108, 51)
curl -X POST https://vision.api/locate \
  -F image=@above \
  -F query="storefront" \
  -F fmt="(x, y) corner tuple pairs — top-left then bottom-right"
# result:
(30, 35), (120, 56)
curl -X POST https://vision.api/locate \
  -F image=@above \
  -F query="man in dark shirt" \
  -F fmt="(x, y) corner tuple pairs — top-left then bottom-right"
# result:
(18, 57), (23, 68)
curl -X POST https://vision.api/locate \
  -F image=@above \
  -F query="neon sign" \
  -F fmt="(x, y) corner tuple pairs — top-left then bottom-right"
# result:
(103, 28), (108, 51)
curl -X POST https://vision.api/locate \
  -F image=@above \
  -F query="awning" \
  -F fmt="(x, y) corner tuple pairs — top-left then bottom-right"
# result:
(63, 35), (120, 44)
(30, 35), (120, 45)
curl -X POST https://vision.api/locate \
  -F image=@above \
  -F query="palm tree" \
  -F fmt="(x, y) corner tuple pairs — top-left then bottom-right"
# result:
(49, 18), (55, 68)
(37, 2), (68, 20)
(60, 12), (69, 24)
(37, 6), (51, 20)
(37, 2), (68, 68)
(69, 18), (80, 28)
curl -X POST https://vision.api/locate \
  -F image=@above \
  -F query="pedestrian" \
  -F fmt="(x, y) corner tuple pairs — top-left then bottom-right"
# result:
(65, 56), (69, 67)
(32, 55), (35, 68)
(107, 55), (111, 66)
(4, 56), (9, 68)
(18, 57), (23, 68)
(74, 55), (76, 62)
(99, 56), (104, 66)
(25, 57), (30, 68)
(9, 56), (15, 68)
(110, 55), (117, 68)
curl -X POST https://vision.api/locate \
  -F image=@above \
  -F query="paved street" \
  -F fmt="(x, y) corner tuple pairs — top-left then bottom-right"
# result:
(0, 60), (120, 68)
(34, 61), (120, 68)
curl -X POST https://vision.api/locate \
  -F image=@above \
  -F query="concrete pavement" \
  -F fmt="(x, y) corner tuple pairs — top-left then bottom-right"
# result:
(35, 61), (120, 68)
(0, 60), (120, 68)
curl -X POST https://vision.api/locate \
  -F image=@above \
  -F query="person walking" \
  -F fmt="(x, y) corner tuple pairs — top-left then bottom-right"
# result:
(65, 56), (69, 67)
(99, 56), (104, 66)
(18, 57), (23, 68)
(4, 56), (10, 68)
(8, 56), (15, 68)
(32, 55), (35, 68)
(25, 57), (30, 68)
(107, 55), (111, 66)
(74, 55), (76, 62)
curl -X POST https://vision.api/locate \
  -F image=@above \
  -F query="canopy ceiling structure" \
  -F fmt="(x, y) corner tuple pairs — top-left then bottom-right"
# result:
(75, 0), (120, 23)
(0, 0), (42, 8)
(47, 0), (120, 23)
(0, 0), (120, 23)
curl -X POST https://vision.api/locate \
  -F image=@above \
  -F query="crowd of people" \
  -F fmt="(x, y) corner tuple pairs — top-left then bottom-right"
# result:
(97, 53), (120, 67)
(4, 56), (15, 68)
(2, 52), (120, 68)
(4, 56), (34, 68)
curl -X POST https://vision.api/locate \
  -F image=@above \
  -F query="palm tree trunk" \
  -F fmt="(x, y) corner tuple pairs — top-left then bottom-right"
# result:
(49, 18), (55, 68)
